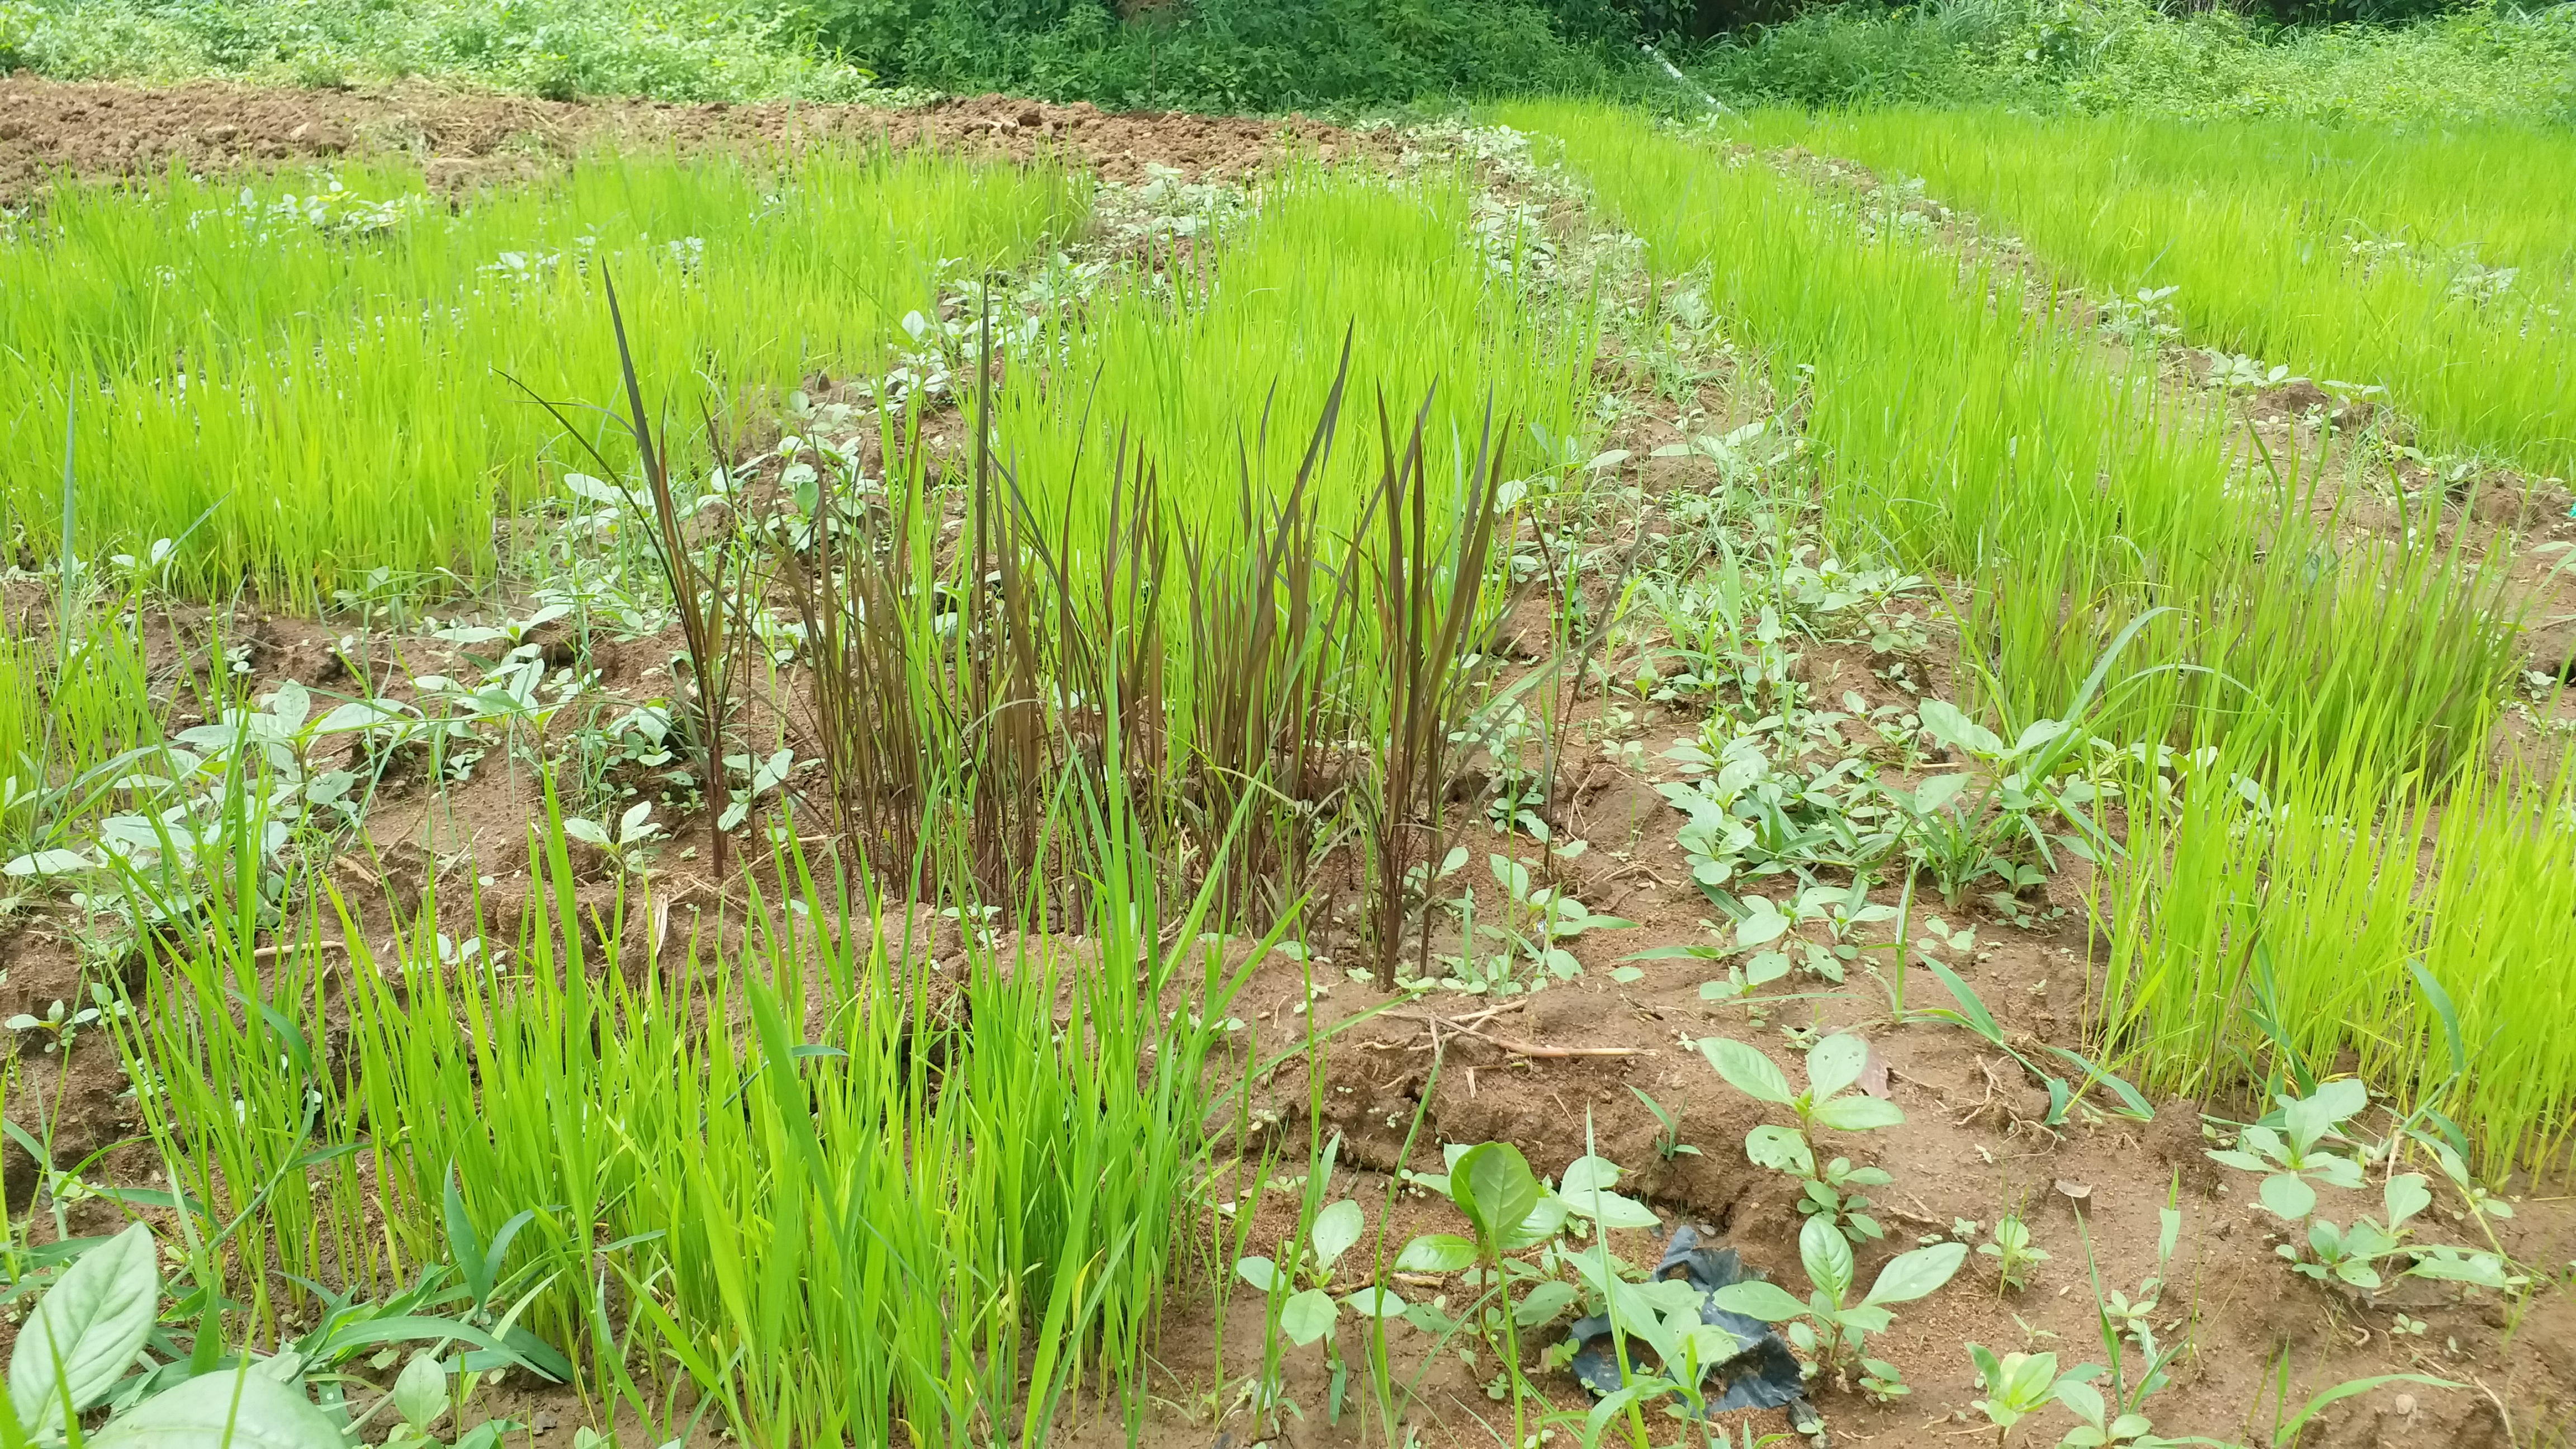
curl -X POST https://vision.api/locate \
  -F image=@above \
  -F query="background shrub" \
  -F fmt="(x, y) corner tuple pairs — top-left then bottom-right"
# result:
(7, 0), (2570, 126)
(1690, 0), (2576, 124)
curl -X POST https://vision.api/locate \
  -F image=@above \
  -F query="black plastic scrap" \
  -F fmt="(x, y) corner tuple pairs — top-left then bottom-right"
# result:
(1564, 1226), (1821, 1432)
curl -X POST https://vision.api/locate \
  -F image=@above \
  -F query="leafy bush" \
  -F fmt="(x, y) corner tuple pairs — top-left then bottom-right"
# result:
(813, 0), (1636, 110)
(9, 0), (883, 100)
(0, 0), (32, 71)
(1692, 0), (2576, 125)
(13, 0), (2572, 120)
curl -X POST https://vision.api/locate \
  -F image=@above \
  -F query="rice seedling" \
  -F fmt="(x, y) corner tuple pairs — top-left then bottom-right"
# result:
(987, 162), (1594, 550)
(111, 763), (1281, 1447)
(0, 547), (179, 865)
(1749, 109), (2576, 477)
(2097, 734), (2576, 1174)
(1493, 102), (2521, 779)
(1491, 103), (2572, 1183)
(0, 145), (1085, 601)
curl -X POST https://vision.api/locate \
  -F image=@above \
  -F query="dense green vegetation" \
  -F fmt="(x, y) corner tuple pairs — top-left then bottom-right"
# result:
(1696, 0), (2576, 122)
(7, 0), (2573, 121)
(1499, 102), (2572, 1171)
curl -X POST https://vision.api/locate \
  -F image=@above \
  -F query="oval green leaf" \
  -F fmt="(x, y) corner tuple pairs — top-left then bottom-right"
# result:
(1706, 1280), (1805, 1322)
(1512, 1279), (1578, 1328)
(1558, 1155), (1622, 1196)
(1309, 1199), (1364, 1272)
(1800, 1215), (1855, 1302)
(1806, 1033), (1869, 1103)
(2383, 1173), (2431, 1229)
(2259, 1172), (2317, 1221)
(1278, 1288), (1338, 1347)
(1561, 1188), (1660, 1230)
(1746, 1124), (1815, 1176)
(1700, 1038), (1794, 1105)
(12, 1222), (159, 1431)
(1393, 1234), (1476, 1274)
(1862, 1240), (1968, 1306)
(89, 1371), (345, 1449)
(1453, 1143), (1545, 1252)
(1812, 1095), (1905, 1132)
(1342, 1286), (1407, 1319)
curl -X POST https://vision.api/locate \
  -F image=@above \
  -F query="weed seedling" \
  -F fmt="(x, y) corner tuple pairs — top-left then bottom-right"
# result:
(2206, 1078), (2369, 1220)
(1709, 1215), (1967, 1394)
(5, 995), (101, 1056)
(1236, 1195), (1392, 1424)
(1966, 1345), (2083, 1442)
(1628, 1085), (1702, 1160)
(560, 802), (663, 877)
(1907, 955), (2149, 1126)
(1702, 1030), (1900, 1240)
(1981, 1213), (2049, 1292)
(2209, 1080), (2520, 1295)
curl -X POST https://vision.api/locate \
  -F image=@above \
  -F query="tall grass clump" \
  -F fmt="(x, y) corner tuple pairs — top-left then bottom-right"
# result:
(905, 162), (1600, 931)
(0, 606), (165, 859)
(0, 144), (1083, 602)
(1753, 108), (2576, 476)
(0, 461), (181, 864)
(790, 350), (1535, 963)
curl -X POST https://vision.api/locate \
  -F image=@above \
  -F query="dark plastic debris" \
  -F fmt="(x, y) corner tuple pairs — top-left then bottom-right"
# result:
(1565, 1226), (1819, 1428)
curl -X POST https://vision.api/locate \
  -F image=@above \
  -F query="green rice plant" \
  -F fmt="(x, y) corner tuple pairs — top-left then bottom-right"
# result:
(2097, 735), (2576, 1173)
(0, 409), (183, 866)
(0, 577), (173, 864)
(116, 751), (1281, 1447)
(1749, 108), (2576, 477)
(103, 872), (380, 1339)
(988, 160), (1594, 572)
(1497, 103), (2549, 1164)
(0, 145), (1084, 601)
(1494, 103), (2520, 779)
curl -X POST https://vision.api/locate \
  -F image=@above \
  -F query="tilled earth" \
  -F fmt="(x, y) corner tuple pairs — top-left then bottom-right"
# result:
(0, 76), (1386, 197)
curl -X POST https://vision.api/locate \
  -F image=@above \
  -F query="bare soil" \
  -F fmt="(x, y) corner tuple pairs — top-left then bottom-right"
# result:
(0, 77), (1388, 198)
